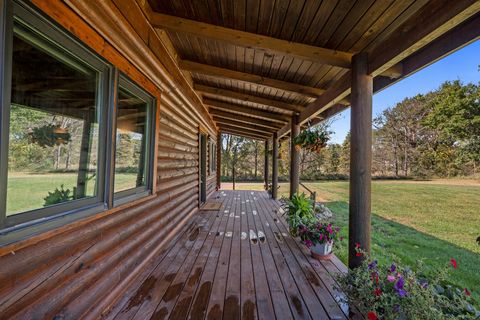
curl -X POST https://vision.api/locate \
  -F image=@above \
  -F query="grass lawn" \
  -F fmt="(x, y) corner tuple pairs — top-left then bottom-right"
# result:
(224, 180), (480, 304)
(6, 172), (137, 215)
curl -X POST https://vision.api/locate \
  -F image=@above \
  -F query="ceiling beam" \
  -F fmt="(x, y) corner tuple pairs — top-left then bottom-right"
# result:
(278, 0), (480, 138)
(205, 98), (290, 123)
(210, 109), (284, 130)
(219, 124), (272, 138)
(220, 128), (269, 140)
(180, 60), (325, 99)
(195, 84), (304, 113)
(221, 132), (267, 141)
(150, 12), (352, 69)
(213, 116), (276, 134)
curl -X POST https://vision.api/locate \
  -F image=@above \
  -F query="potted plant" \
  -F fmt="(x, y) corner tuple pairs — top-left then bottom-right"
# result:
(282, 193), (316, 237)
(298, 221), (340, 260)
(292, 127), (331, 153)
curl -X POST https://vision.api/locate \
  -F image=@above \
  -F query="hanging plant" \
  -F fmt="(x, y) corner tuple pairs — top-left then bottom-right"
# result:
(293, 127), (331, 153)
(28, 124), (71, 148)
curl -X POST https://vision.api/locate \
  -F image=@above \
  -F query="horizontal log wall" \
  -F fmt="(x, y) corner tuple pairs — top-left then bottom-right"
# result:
(0, 0), (218, 319)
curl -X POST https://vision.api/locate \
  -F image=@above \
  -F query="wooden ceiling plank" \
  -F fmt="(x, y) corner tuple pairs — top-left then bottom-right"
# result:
(277, 0), (480, 138)
(195, 83), (304, 112)
(210, 109), (284, 129)
(218, 124), (271, 138)
(220, 128), (270, 140)
(368, 0), (480, 77)
(181, 59), (324, 98)
(212, 116), (276, 134)
(204, 98), (290, 123)
(149, 11), (353, 68)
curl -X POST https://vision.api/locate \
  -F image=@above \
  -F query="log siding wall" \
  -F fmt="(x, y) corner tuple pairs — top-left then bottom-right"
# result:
(0, 0), (218, 318)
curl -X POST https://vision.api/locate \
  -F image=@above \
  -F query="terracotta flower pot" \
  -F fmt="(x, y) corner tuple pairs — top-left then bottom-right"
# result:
(310, 241), (333, 260)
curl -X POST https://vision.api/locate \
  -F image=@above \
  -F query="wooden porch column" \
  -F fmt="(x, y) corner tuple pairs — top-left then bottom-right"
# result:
(272, 133), (279, 199)
(349, 52), (373, 269)
(216, 131), (221, 190)
(289, 115), (300, 198)
(264, 140), (269, 190)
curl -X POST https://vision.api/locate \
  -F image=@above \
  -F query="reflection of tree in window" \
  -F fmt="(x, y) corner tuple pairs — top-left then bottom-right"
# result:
(114, 87), (148, 193)
(6, 25), (99, 215)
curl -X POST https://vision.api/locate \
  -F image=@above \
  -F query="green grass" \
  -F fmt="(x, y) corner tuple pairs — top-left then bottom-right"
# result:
(227, 180), (480, 304)
(6, 172), (137, 215)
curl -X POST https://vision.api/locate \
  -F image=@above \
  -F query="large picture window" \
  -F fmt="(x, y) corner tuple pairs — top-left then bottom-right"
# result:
(0, 1), (156, 234)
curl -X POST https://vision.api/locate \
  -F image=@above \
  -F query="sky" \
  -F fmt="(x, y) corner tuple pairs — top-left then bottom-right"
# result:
(328, 40), (480, 144)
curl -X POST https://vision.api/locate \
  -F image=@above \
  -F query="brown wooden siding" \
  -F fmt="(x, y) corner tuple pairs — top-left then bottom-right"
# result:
(0, 0), (218, 319)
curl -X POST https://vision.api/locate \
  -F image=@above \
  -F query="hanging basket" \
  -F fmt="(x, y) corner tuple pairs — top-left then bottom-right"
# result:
(292, 127), (331, 153)
(28, 124), (71, 148)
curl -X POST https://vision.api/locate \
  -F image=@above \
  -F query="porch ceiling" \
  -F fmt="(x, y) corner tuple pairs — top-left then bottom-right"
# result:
(146, 0), (480, 140)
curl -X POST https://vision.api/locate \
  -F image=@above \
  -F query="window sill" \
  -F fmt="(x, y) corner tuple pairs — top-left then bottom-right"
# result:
(0, 193), (156, 256)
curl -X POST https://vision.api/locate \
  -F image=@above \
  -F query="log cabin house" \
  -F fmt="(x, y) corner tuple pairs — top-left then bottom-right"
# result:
(0, 0), (478, 319)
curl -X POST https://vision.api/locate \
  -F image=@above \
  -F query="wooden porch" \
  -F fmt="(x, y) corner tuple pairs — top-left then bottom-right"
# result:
(106, 190), (358, 320)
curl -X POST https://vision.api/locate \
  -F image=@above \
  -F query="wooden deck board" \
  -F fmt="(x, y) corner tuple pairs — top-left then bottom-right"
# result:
(107, 190), (358, 320)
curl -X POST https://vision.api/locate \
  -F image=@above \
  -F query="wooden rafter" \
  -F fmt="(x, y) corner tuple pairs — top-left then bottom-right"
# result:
(277, 0), (480, 138)
(180, 60), (325, 99)
(220, 127), (269, 140)
(213, 117), (276, 134)
(149, 12), (353, 69)
(204, 98), (289, 123)
(195, 84), (304, 113)
(210, 109), (284, 130)
(218, 124), (272, 138)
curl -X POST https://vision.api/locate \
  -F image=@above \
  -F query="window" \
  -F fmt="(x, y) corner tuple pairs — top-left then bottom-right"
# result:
(113, 76), (154, 204)
(210, 140), (216, 173)
(0, 1), (156, 233)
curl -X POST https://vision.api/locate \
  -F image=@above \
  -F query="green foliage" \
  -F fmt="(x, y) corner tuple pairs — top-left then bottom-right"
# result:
(335, 256), (478, 319)
(43, 184), (76, 206)
(281, 193), (316, 236)
(293, 126), (331, 153)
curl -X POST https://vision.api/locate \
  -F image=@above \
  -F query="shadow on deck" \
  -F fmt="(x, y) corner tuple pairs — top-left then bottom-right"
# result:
(107, 190), (361, 320)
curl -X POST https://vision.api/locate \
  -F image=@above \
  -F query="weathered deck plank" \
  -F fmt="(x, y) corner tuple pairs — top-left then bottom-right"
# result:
(106, 190), (356, 320)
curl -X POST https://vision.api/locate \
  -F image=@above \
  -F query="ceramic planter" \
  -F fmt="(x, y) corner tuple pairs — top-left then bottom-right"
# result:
(310, 241), (333, 260)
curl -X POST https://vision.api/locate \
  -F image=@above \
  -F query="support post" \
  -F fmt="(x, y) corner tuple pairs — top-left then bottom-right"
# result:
(289, 115), (300, 198)
(349, 52), (373, 269)
(216, 131), (221, 190)
(272, 133), (279, 199)
(264, 140), (269, 190)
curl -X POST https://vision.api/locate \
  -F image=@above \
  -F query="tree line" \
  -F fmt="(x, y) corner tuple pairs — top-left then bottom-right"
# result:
(221, 80), (479, 181)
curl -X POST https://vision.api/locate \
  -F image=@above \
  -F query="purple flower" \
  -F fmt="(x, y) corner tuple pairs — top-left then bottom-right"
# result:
(394, 277), (407, 297)
(368, 260), (378, 270)
(397, 289), (407, 297)
(389, 263), (396, 273)
(393, 304), (401, 313)
(387, 275), (395, 282)
(304, 239), (313, 248)
(419, 279), (428, 289)
(395, 276), (404, 290)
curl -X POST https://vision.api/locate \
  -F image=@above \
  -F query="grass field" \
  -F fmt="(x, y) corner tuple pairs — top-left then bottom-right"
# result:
(6, 172), (137, 215)
(224, 180), (480, 304)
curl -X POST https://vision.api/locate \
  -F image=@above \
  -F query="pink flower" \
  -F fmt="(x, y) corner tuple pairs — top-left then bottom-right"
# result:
(464, 288), (471, 296)
(387, 275), (396, 282)
(355, 242), (361, 249)
(367, 311), (378, 320)
(450, 258), (457, 269)
(374, 288), (382, 297)
(319, 234), (324, 241)
(304, 239), (314, 248)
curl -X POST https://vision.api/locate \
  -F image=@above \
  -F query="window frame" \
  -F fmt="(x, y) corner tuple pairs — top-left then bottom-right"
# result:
(0, 0), (157, 238)
(111, 73), (156, 207)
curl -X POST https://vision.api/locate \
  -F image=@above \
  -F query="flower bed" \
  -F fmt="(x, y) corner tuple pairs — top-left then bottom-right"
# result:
(335, 252), (478, 320)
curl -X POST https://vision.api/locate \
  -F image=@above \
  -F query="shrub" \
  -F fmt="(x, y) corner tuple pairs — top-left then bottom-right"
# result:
(43, 184), (75, 206)
(335, 254), (478, 320)
(281, 193), (316, 236)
